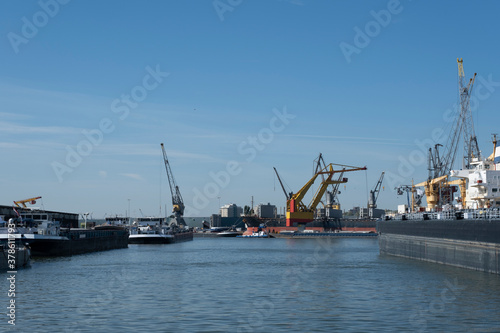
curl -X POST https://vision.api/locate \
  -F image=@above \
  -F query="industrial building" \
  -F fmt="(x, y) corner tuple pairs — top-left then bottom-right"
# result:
(220, 204), (243, 218)
(253, 203), (277, 218)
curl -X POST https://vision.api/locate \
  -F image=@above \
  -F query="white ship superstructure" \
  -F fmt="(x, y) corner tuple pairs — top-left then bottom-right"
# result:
(451, 141), (500, 209)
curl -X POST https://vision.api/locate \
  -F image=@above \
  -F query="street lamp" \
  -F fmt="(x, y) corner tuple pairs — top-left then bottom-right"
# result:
(128, 199), (131, 225)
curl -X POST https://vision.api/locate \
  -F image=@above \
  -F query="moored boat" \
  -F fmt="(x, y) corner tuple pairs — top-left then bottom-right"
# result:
(129, 217), (193, 244)
(0, 210), (129, 257)
(379, 134), (500, 274)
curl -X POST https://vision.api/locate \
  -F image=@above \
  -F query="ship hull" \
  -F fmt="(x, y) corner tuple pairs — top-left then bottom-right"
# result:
(129, 231), (193, 244)
(271, 231), (377, 239)
(0, 241), (30, 270)
(377, 219), (500, 274)
(243, 216), (377, 231)
(27, 229), (129, 256)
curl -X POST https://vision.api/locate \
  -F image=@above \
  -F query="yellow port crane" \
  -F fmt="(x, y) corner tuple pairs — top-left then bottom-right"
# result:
(286, 162), (366, 227)
(13, 196), (42, 208)
(414, 175), (448, 210)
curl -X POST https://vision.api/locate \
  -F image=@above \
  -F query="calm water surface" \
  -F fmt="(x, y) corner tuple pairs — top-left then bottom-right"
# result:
(2, 238), (500, 332)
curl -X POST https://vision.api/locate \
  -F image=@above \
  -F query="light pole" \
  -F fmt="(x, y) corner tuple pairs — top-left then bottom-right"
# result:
(128, 199), (131, 225)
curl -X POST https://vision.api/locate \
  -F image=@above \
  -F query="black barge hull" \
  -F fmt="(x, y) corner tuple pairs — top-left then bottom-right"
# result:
(377, 219), (500, 274)
(29, 228), (129, 257)
(128, 231), (193, 244)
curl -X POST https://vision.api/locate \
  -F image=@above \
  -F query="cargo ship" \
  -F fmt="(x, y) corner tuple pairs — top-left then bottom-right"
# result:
(378, 135), (500, 274)
(377, 210), (500, 274)
(0, 210), (129, 257)
(378, 59), (500, 274)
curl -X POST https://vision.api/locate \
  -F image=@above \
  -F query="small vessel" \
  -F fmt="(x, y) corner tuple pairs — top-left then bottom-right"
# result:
(129, 217), (173, 244)
(216, 228), (242, 237)
(237, 227), (269, 238)
(129, 217), (193, 244)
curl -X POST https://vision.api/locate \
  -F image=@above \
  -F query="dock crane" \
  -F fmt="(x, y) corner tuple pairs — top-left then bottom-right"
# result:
(161, 143), (185, 228)
(395, 181), (423, 213)
(14, 196), (42, 208)
(313, 153), (343, 210)
(368, 172), (384, 218)
(416, 58), (479, 209)
(286, 162), (366, 227)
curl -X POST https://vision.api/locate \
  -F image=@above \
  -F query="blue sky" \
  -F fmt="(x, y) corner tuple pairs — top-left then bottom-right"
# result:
(1, 0), (500, 218)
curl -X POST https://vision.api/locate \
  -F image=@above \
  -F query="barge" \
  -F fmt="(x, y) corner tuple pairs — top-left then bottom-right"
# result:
(377, 210), (500, 274)
(1, 211), (129, 257)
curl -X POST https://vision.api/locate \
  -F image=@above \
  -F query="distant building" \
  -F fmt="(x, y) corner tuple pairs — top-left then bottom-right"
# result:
(316, 207), (342, 219)
(254, 203), (277, 218)
(210, 214), (221, 227)
(220, 204), (243, 218)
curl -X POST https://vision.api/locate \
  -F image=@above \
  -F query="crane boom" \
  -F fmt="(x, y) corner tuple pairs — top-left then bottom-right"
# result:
(420, 59), (480, 210)
(161, 143), (185, 226)
(273, 167), (290, 199)
(458, 58), (480, 168)
(433, 59), (478, 178)
(13, 196), (42, 208)
(368, 172), (385, 209)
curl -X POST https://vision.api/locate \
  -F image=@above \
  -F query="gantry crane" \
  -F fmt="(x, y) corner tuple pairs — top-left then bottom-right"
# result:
(161, 143), (185, 227)
(13, 196), (42, 208)
(286, 162), (366, 227)
(368, 172), (384, 217)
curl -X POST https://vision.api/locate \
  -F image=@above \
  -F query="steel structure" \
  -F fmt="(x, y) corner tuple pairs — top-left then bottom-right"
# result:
(13, 196), (42, 208)
(368, 172), (385, 210)
(286, 161), (366, 227)
(418, 59), (479, 209)
(161, 143), (185, 227)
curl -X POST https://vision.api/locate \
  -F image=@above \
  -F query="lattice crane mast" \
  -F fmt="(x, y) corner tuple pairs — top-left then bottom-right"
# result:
(161, 143), (185, 227)
(458, 58), (480, 169)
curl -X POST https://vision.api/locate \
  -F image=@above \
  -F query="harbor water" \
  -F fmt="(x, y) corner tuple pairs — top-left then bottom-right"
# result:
(2, 238), (500, 332)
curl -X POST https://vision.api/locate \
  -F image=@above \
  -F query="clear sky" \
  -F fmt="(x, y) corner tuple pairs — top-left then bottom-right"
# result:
(1, 0), (500, 218)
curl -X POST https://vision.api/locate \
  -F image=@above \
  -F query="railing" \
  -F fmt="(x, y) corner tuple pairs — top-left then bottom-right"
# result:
(390, 208), (500, 221)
